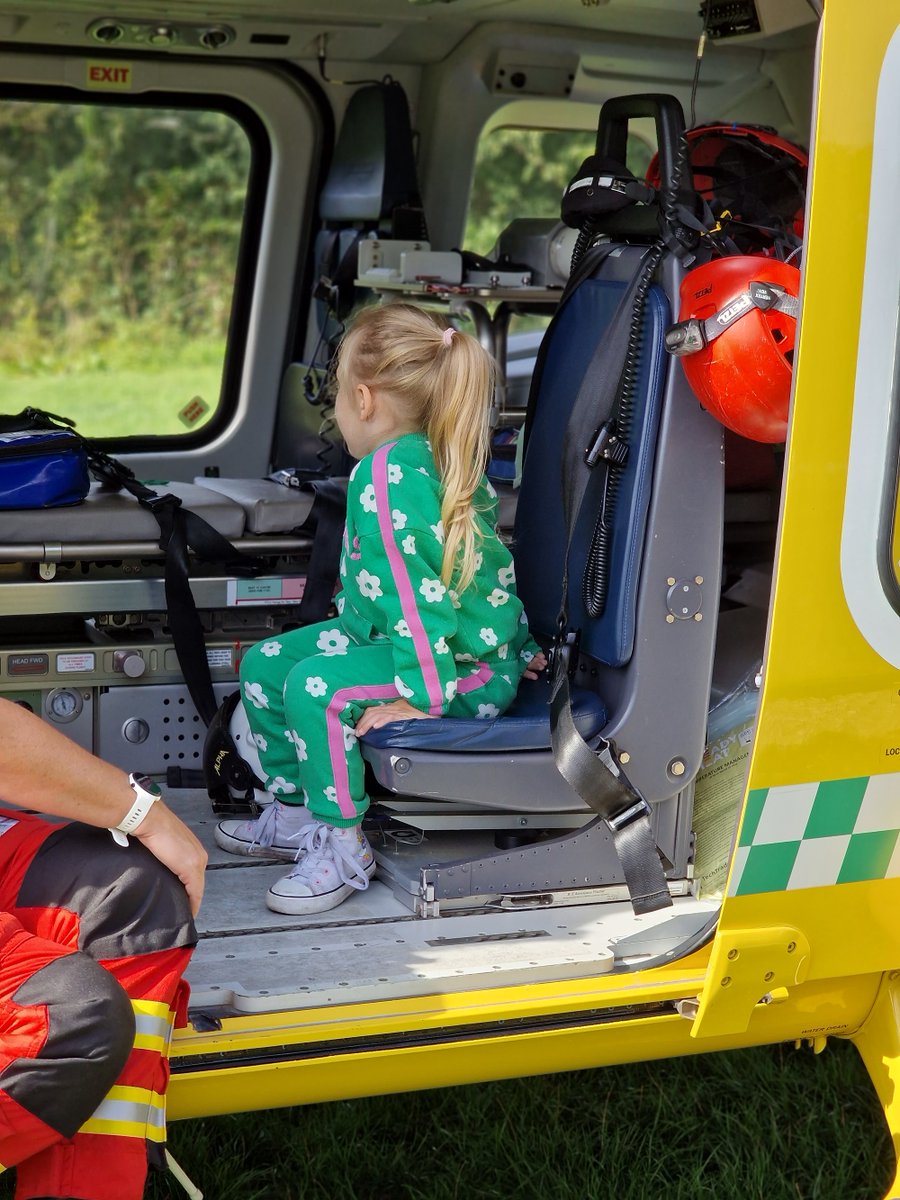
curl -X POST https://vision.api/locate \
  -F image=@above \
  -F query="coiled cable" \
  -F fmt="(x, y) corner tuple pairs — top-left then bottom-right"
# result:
(582, 242), (664, 618)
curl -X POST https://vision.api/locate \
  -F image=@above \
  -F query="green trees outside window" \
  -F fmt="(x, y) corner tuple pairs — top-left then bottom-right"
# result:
(0, 101), (251, 438)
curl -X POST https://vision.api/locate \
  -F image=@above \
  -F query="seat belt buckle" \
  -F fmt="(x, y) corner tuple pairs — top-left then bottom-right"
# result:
(585, 420), (629, 468)
(144, 491), (182, 514)
(550, 629), (580, 679)
(607, 796), (653, 833)
(593, 738), (622, 778)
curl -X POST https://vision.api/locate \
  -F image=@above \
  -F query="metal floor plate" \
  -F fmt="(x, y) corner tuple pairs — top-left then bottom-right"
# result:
(173, 791), (718, 1014)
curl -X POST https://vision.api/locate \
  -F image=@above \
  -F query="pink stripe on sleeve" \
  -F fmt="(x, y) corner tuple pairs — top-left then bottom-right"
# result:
(455, 663), (494, 694)
(371, 443), (445, 715)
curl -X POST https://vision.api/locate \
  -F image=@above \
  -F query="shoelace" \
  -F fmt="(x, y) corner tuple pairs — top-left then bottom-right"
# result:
(248, 802), (310, 852)
(248, 802), (280, 850)
(286, 823), (370, 891)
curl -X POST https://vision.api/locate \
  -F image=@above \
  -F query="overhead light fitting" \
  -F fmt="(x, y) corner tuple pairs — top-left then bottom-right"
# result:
(86, 17), (235, 51)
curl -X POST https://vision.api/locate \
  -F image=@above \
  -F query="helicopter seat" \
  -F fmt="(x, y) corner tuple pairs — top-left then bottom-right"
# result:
(357, 93), (724, 912)
(359, 233), (724, 909)
(361, 247), (724, 831)
(353, 91), (730, 912)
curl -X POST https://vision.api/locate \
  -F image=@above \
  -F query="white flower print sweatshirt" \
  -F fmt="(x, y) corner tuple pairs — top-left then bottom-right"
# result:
(335, 432), (542, 715)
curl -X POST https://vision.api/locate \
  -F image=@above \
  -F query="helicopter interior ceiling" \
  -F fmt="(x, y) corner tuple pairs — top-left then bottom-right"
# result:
(0, 0), (819, 61)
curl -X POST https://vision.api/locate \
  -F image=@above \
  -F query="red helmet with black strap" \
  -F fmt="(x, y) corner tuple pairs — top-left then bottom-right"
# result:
(647, 123), (808, 256)
(666, 255), (800, 443)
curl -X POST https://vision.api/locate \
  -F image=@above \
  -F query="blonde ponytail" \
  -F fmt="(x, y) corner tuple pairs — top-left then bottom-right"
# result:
(339, 303), (495, 592)
(427, 331), (493, 592)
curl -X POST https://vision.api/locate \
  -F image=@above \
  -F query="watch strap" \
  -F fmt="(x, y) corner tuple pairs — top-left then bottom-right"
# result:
(110, 775), (161, 845)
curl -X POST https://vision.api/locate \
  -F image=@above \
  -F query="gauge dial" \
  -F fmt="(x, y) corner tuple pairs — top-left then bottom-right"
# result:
(46, 688), (83, 723)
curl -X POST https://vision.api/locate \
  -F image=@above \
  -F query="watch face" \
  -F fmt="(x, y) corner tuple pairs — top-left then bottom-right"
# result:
(130, 773), (162, 798)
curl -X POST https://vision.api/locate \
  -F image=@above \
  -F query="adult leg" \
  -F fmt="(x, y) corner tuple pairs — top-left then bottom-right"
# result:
(0, 812), (196, 1200)
(0, 908), (135, 1195)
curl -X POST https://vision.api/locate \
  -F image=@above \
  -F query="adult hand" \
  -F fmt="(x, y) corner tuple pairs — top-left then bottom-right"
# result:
(523, 650), (548, 680)
(355, 699), (435, 736)
(134, 803), (208, 917)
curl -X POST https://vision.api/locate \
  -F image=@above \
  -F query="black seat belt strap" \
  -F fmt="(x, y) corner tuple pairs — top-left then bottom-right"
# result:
(121, 479), (268, 728)
(144, 492), (226, 727)
(559, 243), (663, 534)
(550, 639), (671, 914)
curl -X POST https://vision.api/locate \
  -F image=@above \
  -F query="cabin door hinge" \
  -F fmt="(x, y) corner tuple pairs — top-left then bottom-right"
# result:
(686, 925), (810, 1040)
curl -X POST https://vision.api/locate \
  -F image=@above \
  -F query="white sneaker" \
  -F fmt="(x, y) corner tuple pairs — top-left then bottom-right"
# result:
(266, 822), (375, 915)
(214, 800), (316, 860)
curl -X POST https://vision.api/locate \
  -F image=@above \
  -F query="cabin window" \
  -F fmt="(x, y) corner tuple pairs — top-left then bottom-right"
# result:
(0, 98), (255, 441)
(464, 124), (655, 257)
(460, 121), (655, 413)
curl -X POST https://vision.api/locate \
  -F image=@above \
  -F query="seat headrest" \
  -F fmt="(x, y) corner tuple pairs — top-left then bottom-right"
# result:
(319, 81), (425, 231)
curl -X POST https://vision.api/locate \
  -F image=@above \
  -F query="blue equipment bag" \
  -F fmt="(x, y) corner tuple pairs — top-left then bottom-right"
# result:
(0, 417), (90, 509)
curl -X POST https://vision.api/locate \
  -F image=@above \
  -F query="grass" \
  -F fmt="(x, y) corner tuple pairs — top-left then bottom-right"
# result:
(0, 336), (224, 439)
(126, 1040), (894, 1200)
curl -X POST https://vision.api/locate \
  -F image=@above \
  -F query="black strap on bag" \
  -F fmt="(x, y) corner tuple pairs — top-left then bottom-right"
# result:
(79, 437), (268, 729)
(0, 408), (82, 438)
(546, 248), (674, 916)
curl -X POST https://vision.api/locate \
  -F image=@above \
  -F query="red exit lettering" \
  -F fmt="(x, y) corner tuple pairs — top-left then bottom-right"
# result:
(87, 64), (132, 86)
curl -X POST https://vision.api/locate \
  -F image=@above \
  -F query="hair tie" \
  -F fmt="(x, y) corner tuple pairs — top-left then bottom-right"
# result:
(442, 327), (456, 348)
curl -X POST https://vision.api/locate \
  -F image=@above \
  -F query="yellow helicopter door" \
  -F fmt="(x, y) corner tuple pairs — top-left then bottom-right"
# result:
(691, 0), (900, 1045)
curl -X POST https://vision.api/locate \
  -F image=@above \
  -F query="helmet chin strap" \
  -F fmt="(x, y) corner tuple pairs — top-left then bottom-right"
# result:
(665, 279), (800, 358)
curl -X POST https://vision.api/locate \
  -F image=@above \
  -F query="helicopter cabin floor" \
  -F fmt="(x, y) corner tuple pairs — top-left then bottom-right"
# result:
(176, 791), (718, 1016)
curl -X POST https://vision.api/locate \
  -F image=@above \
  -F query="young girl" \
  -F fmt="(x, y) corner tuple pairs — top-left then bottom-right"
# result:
(215, 303), (546, 915)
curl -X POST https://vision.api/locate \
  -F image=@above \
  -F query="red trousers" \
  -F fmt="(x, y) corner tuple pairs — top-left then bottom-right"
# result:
(0, 809), (196, 1200)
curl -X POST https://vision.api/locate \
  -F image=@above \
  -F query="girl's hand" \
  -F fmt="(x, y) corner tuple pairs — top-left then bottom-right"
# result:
(523, 650), (548, 680)
(355, 699), (435, 736)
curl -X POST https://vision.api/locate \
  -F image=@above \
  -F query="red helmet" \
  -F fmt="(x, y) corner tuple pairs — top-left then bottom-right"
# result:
(665, 256), (800, 443)
(647, 124), (808, 255)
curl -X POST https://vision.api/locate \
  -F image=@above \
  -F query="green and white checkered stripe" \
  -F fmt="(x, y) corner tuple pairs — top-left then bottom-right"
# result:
(728, 774), (900, 897)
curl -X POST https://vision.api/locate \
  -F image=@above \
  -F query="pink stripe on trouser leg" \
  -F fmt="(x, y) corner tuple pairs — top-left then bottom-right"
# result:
(281, 642), (403, 827)
(326, 684), (399, 819)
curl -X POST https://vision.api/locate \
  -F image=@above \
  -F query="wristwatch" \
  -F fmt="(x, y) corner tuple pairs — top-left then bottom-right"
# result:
(109, 773), (162, 846)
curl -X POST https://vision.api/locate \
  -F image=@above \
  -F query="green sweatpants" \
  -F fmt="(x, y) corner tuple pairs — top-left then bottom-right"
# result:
(238, 620), (519, 828)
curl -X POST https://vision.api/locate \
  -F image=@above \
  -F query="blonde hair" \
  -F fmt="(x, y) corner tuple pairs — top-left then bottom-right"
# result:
(338, 303), (495, 592)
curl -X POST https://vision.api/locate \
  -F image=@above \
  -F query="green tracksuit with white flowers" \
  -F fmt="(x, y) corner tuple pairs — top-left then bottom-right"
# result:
(238, 431), (541, 827)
